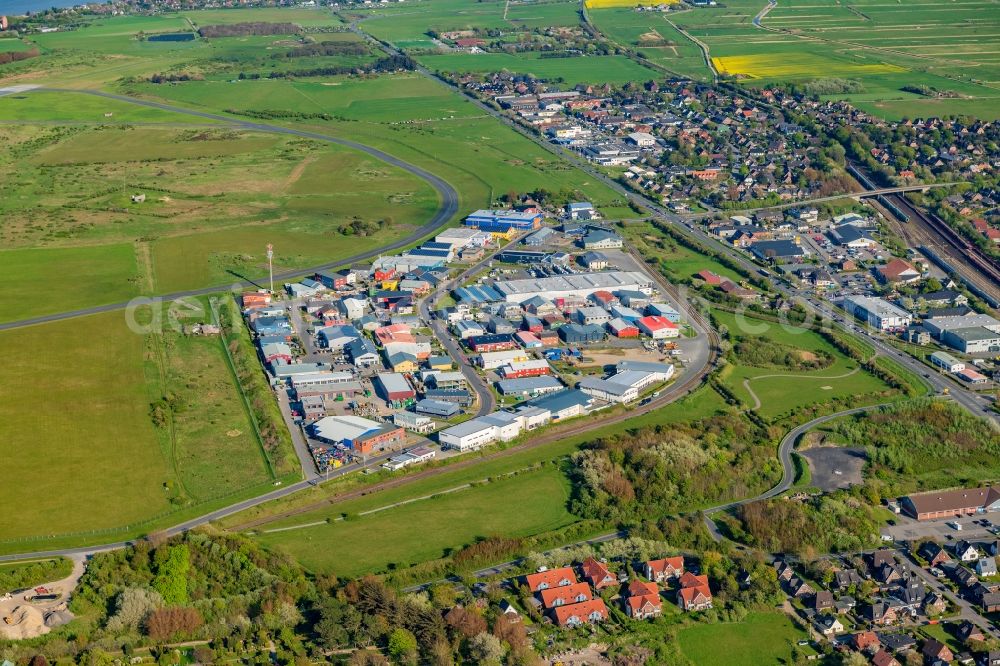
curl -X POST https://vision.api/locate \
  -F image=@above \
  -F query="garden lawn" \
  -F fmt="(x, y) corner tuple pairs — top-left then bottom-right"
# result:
(677, 611), (809, 666)
(256, 466), (578, 577)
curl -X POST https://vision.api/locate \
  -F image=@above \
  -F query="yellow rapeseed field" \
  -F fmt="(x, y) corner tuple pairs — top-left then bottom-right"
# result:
(586, 0), (679, 9)
(712, 53), (906, 79)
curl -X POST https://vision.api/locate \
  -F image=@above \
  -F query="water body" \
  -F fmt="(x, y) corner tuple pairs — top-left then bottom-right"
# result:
(2, 0), (107, 16)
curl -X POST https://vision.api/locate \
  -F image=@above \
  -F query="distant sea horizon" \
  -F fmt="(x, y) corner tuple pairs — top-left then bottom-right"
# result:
(2, 0), (108, 16)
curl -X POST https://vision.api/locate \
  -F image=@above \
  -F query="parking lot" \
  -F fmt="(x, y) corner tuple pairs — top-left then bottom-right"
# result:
(884, 510), (1000, 543)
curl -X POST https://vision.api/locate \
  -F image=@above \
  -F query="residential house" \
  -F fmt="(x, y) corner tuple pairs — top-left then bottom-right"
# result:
(539, 582), (591, 609)
(977, 556), (997, 577)
(863, 601), (898, 626)
(955, 540), (981, 562)
(677, 572), (713, 612)
(923, 591), (947, 616)
(813, 591), (835, 613)
(923, 638), (953, 664)
(920, 542), (951, 568)
(551, 599), (608, 627)
(788, 578), (814, 598)
(834, 569), (864, 589)
(646, 556), (684, 583)
(813, 614), (843, 637)
(624, 580), (662, 620)
(524, 567), (577, 592)
(581, 557), (617, 590)
(871, 649), (900, 666)
(956, 620), (985, 644)
(851, 630), (880, 652)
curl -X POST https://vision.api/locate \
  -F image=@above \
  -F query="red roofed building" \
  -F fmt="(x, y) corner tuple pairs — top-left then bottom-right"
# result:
(551, 598), (608, 627)
(580, 557), (616, 590)
(538, 582), (591, 609)
(677, 573), (712, 612)
(972, 218), (990, 233)
(871, 649), (899, 666)
(454, 38), (485, 48)
(696, 269), (723, 285)
(624, 580), (662, 620)
(590, 290), (617, 308)
(876, 258), (921, 284)
(524, 567), (577, 592)
(242, 292), (272, 308)
(645, 556), (684, 583)
(851, 630), (879, 652)
(637, 315), (680, 339)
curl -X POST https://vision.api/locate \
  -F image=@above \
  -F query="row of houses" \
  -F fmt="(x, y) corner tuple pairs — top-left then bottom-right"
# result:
(520, 554), (712, 628)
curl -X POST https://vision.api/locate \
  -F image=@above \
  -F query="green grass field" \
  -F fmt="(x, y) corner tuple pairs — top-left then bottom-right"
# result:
(417, 51), (659, 85)
(357, 0), (582, 51)
(0, 245), (140, 323)
(677, 611), (809, 665)
(587, 0), (1000, 118)
(180, 7), (344, 27)
(0, 312), (175, 541)
(256, 466), (578, 577)
(0, 307), (277, 544)
(587, 7), (709, 80)
(0, 117), (438, 313)
(713, 309), (892, 420)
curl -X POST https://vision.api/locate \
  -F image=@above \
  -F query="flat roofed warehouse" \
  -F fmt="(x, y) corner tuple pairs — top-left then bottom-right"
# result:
(492, 271), (653, 304)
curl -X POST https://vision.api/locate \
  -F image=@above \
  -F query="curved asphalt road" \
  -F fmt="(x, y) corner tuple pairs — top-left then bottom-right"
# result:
(700, 402), (893, 539)
(0, 88), (459, 332)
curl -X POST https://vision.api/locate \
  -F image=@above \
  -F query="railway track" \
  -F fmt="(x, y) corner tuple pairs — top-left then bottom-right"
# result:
(848, 162), (1000, 306)
(885, 193), (1000, 306)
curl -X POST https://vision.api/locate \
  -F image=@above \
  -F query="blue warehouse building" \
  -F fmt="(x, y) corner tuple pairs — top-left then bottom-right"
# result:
(464, 209), (543, 233)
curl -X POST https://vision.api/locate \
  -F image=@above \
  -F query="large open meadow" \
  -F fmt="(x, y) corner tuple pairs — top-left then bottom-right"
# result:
(589, 0), (1000, 118)
(256, 466), (578, 577)
(0, 303), (282, 547)
(417, 51), (658, 85)
(713, 309), (892, 421)
(0, 103), (440, 318)
(354, 0), (583, 51)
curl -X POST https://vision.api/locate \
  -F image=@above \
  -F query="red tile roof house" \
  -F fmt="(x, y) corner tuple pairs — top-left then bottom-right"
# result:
(624, 580), (662, 620)
(851, 630), (880, 652)
(876, 258), (921, 284)
(646, 556), (684, 583)
(922, 637), (953, 663)
(871, 648), (900, 666)
(538, 582), (591, 609)
(677, 572), (713, 612)
(524, 567), (577, 592)
(552, 599), (609, 628)
(580, 557), (617, 590)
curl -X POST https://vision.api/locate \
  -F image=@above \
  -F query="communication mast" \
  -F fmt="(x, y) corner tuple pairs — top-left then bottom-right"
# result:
(266, 244), (274, 294)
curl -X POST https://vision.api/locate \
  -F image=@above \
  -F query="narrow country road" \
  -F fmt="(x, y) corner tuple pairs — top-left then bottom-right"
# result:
(0, 88), (460, 332)
(700, 402), (893, 539)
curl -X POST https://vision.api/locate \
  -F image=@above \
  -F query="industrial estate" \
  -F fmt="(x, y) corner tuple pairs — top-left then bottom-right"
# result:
(2, 0), (1000, 664)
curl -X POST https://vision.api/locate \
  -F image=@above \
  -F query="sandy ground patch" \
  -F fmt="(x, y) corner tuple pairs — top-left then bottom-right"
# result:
(0, 555), (85, 640)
